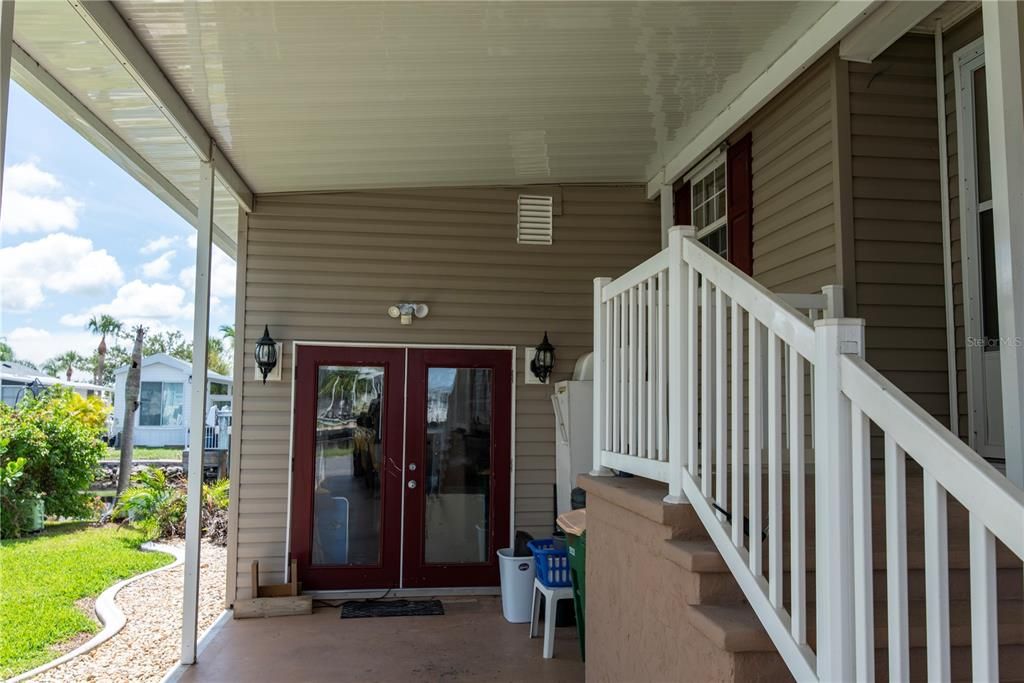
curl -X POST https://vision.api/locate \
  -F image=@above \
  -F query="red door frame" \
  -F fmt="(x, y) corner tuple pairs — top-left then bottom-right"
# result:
(289, 345), (406, 590)
(402, 348), (512, 588)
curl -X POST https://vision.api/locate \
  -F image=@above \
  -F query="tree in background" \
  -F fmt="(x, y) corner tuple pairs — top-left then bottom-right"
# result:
(142, 329), (191, 359)
(42, 351), (89, 381)
(219, 324), (234, 348)
(0, 339), (37, 370)
(117, 326), (146, 496)
(86, 315), (124, 386)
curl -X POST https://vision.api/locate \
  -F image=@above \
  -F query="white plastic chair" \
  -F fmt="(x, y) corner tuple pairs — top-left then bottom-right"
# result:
(528, 577), (574, 658)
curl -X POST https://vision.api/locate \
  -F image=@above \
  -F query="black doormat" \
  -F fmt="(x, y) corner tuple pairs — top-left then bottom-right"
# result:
(340, 599), (445, 619)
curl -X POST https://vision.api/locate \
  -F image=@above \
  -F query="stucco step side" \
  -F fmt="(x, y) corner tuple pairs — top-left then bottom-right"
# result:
(662, 539), (746, 605)
(578, 474), (706, 539)
(688, 604), (776, 653)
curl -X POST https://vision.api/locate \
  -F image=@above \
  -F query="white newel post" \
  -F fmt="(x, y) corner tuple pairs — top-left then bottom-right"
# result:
(591, 277), (613, 477)
(181, 155), (215, 664)
(982, 0), (1024, 488)
(659, 183), (674, 250)
(812, 318), (864, 681)
(665, 225), (695, 504)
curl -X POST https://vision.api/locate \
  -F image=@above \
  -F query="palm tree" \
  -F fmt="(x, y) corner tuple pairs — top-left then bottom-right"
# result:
(117, 325), (146, 496)
(43, 350), (89, 381)
(86, 315), (124, 385)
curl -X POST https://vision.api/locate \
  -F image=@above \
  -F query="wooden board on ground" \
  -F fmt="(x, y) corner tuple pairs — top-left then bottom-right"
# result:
(234, 559), (310, 619)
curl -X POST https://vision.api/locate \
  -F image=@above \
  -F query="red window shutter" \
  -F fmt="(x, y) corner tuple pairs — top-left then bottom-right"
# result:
(727, 133), (754, 275)
(673, 181), (691, 226)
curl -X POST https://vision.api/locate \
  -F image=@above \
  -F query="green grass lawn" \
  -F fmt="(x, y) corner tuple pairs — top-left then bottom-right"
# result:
(0, 523), (173, 678)
(105, 445), (183, 461)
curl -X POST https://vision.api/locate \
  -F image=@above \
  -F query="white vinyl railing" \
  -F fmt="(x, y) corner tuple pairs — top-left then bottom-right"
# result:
(592, 226), (1024, 682)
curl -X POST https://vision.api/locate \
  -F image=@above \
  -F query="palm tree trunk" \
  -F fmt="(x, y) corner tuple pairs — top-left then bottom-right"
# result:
(117, 327), (145, 495)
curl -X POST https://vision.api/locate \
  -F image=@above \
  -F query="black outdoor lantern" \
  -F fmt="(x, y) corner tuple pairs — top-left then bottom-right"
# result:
(530, 331), (555, 384)
(255, 325), (278, 384)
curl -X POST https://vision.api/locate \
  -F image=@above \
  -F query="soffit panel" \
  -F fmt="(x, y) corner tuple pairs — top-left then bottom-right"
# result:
(113, 1), (835, 193)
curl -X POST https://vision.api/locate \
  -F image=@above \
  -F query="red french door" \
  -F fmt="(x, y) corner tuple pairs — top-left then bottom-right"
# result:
(290, 345), (511, 590)
(402, 349), (512, 588)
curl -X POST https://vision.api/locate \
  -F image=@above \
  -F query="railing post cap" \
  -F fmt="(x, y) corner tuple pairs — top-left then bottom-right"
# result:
(813, 317), (865, 329)
(593, 276), (612, 284)
(669, 225), (696, 237)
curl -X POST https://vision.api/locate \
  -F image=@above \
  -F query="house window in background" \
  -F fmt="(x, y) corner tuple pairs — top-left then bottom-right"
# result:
(687, 155), (728, 258)
(139, 381), (184, 426)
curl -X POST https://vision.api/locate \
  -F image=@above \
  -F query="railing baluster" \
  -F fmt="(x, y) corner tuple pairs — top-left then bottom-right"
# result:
(593, 278), (611, 474)
(628, 287), (636, 456)
(730, 301), (744, 548)
(700, 280), (712, 497)
(658, 271), (667, 462)
(851, 406), (875, 682)
(647, 277), (656, 459)
(788, 347), (805, 643)
(884, 435), (910, 682)
(969, 514), (999, 682)
(614, 294), (622, 454)
(604, 298), (612, 452)
(923, 472), (950, 682)
(748, 318), (763, 576)
(613, 294), (621, 453)
(767, 332), (783, 607)
(687, 265), (698, 475)
(715, 287), (728, 512)
(634, 280), (643, 462)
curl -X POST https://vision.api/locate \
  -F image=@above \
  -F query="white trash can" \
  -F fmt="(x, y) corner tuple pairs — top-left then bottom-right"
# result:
(497, 547), (535, 623)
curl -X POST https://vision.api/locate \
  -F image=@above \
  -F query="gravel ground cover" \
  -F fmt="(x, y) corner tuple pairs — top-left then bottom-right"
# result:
(29, 541), (226, 683)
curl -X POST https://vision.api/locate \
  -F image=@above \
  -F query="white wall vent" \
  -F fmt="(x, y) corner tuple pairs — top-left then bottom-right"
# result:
(517, 195), (554, 245)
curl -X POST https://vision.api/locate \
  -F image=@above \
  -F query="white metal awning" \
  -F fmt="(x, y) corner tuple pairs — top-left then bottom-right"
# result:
(7, 0), (874, 228)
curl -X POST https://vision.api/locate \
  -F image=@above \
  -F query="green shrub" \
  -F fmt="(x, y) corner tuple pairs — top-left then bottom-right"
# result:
(0, 458), (40, 539)
(0, 387), (108, 536)
(113, 467), (184, 540)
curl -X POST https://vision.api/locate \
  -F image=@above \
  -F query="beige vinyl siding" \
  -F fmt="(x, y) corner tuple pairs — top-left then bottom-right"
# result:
(738, 54), (838, 293)
(231, 185), (659, 598)
(849, 34), (951, 424)
(943, 10), (983, 439)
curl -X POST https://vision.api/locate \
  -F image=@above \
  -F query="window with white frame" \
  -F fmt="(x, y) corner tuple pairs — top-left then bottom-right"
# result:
(139, 381), (184, 426)
(686, 154), (728, 258)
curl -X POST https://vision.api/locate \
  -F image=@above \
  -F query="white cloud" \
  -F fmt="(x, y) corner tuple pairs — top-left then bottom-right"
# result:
(140, 235), (178, 254)
(142, 250), (176, 279)
(1, 161), (83, 234)
(179, 247), (235, 299)
(0, 233), (124, 312)
(60, 279), (192, 328)
(5, 327), (99, 366)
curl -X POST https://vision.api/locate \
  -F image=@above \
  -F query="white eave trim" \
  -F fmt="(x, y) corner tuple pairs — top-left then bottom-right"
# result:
(839, 0), (945, 64)
(647, 0), (878, 198)
(70, 0), (253, 212)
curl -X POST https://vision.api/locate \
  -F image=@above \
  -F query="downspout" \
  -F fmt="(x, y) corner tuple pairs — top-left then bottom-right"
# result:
(935, 21), (959, 437)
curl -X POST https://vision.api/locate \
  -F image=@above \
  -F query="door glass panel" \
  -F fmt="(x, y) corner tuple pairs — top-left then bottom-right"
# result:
(973, 66), (992, 204)
(312, 365), (385, 567)
(424, 367), (492, 564)
(979, 209), (1000, 348)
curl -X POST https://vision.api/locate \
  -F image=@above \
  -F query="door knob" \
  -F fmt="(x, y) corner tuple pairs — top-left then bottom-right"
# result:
(407, 480), (417, 489)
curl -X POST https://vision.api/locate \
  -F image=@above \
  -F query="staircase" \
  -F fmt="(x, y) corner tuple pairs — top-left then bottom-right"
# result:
(661, 468), (1024, 682)
(590, 226), (1024, 681)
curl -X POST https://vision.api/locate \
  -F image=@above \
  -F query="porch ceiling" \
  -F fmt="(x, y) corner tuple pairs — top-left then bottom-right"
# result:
(108, 1), (832, 193)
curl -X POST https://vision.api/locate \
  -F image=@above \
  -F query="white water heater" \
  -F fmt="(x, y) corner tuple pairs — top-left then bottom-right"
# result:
(551, 354), (594, 516)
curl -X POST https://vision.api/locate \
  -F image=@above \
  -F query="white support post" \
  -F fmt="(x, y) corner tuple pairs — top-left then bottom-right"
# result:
(982, 0), (1024, 488)
(821, 284), (844, 318)
(181, 155), (215, 665)
(659, 184), (674, 249)
(0, 0), (14, 200)
(665, 225), (694, 504)
(813, 317), (864, 682)
(591, 277), (613, 477)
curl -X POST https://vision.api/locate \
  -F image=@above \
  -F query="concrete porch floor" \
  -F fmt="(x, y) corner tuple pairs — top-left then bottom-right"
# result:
(177, 597), (584, 682)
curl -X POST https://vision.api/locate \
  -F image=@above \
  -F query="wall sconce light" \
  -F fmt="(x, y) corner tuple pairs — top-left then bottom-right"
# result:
(254, 325), (279, 384)
(530, 331), (555, 384)
(388, 303), (429, 325)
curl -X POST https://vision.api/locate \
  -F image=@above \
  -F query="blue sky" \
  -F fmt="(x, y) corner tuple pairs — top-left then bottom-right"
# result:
(1, 82), (235, 367)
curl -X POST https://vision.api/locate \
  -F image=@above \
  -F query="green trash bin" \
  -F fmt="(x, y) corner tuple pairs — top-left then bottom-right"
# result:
(567, 530), (586, 661)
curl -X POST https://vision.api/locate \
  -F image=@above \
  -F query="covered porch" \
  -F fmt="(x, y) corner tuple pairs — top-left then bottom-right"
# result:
(172, 598), (583, 683)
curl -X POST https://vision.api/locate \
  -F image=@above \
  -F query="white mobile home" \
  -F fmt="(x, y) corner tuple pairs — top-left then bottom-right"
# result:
(112, 353), (231, 448)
